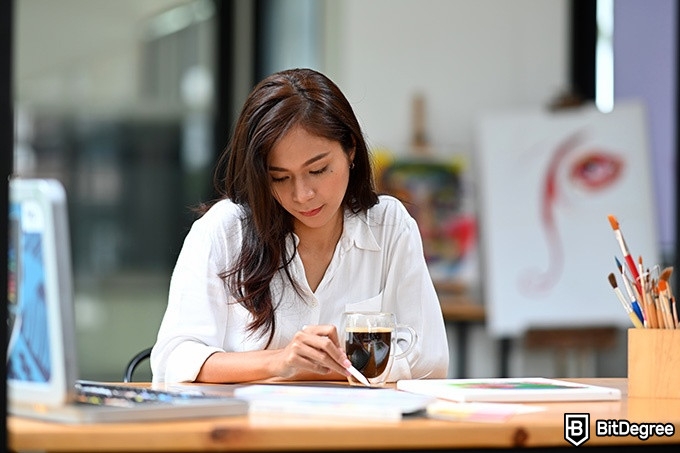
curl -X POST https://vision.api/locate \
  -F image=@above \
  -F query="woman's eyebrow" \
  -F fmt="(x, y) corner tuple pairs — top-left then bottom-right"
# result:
(268, 152), (330, 172)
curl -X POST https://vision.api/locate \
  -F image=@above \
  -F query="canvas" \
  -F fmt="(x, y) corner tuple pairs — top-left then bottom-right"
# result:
(475, 101), (660, 336)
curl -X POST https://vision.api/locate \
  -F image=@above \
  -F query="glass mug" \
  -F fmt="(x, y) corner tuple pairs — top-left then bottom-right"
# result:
(341, 311), (418, 387)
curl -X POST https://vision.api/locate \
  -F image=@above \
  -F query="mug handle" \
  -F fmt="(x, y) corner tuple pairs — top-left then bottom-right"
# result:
(393, 325), (418, 359)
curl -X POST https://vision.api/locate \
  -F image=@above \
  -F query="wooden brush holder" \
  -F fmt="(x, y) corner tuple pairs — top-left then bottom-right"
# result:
(628, 328), (680, 399)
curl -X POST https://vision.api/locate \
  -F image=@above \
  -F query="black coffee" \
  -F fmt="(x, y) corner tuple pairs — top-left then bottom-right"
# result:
(345, 329), (392, 378)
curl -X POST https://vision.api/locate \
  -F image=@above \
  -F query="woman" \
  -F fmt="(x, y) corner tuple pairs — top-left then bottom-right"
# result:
(151, 68), (449, 383)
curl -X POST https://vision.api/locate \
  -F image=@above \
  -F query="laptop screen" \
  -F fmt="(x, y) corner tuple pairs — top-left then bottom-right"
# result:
(7, 178), (78, 408)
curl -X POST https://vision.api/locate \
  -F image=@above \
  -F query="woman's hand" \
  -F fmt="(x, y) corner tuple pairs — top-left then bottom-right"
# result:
(272, 324), (352, 379)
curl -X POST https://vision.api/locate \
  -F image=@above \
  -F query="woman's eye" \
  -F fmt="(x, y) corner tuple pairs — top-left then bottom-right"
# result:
(269, 166), (327, 182)
(568, 151), (623, 191)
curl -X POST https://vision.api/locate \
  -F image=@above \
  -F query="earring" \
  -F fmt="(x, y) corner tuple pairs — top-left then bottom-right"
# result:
(349, 162), (355, 170)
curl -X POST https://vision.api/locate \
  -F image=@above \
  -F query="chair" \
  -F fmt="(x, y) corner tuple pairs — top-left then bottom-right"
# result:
(123, 347), (153, 382)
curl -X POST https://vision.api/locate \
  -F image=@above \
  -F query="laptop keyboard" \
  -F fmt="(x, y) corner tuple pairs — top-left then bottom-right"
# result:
(75, 381), (221, 407)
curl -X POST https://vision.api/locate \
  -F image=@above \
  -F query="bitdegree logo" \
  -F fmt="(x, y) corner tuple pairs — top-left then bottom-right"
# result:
(565, 413), (590, 446)
(564, 413), (676, 446)
(596, 419), (675, 441)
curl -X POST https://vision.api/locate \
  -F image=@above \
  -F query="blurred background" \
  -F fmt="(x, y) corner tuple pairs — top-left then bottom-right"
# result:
(3, 0), (677, 381)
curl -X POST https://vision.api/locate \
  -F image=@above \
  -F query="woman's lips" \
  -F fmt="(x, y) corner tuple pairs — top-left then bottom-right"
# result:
(300, 206), (323, 217)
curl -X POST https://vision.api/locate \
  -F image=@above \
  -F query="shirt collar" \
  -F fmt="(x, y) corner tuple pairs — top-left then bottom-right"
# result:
(286, 207), (382, 253)
(340, 208), (381, 252)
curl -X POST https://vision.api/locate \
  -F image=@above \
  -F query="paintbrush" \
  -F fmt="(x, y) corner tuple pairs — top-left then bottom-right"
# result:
(638, 258), (658, 328)
(615, 257), (645, 325)
(659, 267), (674, 293)
(608, 273), (644, 328)
(657, 280), (674, 328)
(607, 215), (642, 293)
(658, 267), (678, 327)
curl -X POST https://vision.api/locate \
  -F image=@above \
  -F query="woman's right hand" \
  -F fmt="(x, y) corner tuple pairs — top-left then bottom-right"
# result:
(272, 324), (352, 379)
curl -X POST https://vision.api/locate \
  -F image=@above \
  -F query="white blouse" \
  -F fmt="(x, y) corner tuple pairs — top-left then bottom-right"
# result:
(150, 195), (449, 383)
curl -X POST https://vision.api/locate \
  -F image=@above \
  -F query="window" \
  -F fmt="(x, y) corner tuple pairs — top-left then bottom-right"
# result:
(13, 0), (217, 380)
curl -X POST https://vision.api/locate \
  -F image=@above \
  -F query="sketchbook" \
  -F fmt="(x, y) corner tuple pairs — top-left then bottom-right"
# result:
(233, 384), (435, 421)
(425, 400), (544, 423)
(396, 377), (621, 403)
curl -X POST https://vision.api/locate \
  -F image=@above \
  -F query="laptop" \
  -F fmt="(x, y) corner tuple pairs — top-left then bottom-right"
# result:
(7, 177), (248, 423)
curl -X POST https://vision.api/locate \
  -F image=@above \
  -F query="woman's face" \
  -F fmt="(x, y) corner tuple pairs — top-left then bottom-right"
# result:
(267, 125), (354, 235)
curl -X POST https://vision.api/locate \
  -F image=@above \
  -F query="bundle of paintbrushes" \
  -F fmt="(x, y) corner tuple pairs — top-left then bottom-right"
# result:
(607, 215), (678, 329)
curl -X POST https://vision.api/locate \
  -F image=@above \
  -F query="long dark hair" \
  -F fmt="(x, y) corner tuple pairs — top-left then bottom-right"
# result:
(212, 68), (378, 347)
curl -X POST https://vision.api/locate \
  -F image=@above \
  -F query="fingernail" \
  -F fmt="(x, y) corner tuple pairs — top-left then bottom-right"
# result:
(343, 359), (352, 368)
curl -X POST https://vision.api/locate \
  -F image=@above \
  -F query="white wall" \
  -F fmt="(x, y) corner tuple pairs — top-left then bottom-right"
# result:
(325, 0), (569, 156)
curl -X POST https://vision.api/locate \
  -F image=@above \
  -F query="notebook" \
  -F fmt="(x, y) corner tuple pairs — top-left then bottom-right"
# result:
(7, 177), (248, 423)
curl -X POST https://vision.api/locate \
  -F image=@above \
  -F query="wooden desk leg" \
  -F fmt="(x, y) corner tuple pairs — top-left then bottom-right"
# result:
(499, 337), (512, 377)
(455, 322), (469, 378)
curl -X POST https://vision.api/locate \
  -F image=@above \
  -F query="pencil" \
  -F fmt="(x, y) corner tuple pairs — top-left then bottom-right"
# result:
(608, 273), (644, 329)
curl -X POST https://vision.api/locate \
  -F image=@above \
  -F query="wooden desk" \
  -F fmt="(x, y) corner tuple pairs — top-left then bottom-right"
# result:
(8, 379), (680, 451)
(438, 293), (486, 322)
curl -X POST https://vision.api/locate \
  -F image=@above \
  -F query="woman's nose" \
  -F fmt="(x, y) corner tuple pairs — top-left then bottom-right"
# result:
(292, 177), (314, 202)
